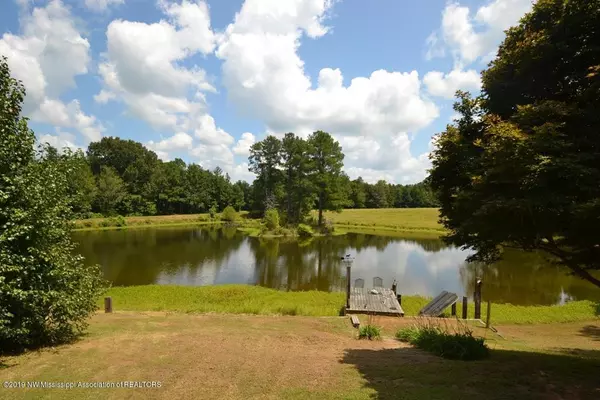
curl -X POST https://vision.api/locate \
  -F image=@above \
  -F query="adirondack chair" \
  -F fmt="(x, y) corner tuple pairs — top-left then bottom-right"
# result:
(372, 277), (383, 288)
(354, 278), (364, 288)
(418, 291), (458, 317)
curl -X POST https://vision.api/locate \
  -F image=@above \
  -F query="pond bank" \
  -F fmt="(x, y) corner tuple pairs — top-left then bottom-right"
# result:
(72, 209), (447, 238)
(100, 285), (599, 324)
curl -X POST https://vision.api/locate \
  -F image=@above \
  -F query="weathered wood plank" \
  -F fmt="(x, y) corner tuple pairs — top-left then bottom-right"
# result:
(350, 315), (360, 328)
(346, 288), (404, 316)
(419, 291), (458, 317)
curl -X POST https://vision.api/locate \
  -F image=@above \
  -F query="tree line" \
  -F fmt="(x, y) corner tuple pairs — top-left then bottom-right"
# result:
(48, 134), (438, 221)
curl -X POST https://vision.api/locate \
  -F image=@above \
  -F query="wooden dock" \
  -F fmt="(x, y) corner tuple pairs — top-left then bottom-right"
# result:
(346, 288), (404, 316)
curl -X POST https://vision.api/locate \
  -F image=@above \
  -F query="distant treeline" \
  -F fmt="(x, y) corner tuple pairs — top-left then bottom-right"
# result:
(44, 135), (438, 219)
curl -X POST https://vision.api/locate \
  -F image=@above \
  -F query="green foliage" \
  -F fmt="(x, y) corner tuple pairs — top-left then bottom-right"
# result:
(95, 166), (127, 216)
(396, 323), (489, 361)
(308, 131), (345, 226)
(297, 224), (314, 238)
(430, 0), (600, 288)
(108, 215), (127, 227)
(209, 205), (218, 220)
(221, 206), (238, 222)
(358, 325), (381, 340)
(0, 57), (106, 351)
(264, 208), (280, 230)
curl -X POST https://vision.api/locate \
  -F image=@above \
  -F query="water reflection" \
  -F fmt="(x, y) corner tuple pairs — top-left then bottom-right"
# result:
(73, 226), (600, 306)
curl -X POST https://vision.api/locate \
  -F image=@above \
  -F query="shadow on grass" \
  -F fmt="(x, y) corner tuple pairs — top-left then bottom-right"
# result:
(340, 346), (600, 400)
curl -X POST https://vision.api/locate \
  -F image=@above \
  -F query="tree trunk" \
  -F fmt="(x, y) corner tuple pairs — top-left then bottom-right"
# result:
(318, 192), (323, 226)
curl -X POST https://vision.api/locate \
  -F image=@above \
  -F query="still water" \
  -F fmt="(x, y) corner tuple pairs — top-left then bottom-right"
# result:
(73, 226), (600, 306)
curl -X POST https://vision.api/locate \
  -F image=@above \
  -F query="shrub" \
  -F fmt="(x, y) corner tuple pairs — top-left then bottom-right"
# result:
(99, 219), (111, 227)
(264, 208), (280, 230)
(297, 224), (314, 238)
(83, 221), (93, 228)
(108, 215), (127, 227)
(209, 205), (217, 220)
(396, 322), (489, 361)
(358, 325), (381, 340)
(0, 57), (106, 351)
(221, 206), (238, 222)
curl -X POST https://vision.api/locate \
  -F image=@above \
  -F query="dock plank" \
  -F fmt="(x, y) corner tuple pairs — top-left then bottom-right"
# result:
(346, 288), (404, 317)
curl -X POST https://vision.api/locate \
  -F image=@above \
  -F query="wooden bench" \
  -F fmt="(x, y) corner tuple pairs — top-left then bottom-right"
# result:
(350, 315), (360, 328)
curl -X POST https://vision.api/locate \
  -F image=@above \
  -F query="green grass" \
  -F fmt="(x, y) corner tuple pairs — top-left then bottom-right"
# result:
(100, 285), (599, 324)
(100, 285), (346, 316)
(320, 208), (445, 236)
(73, 213), (221, 230)
(75, 209), (445, 238)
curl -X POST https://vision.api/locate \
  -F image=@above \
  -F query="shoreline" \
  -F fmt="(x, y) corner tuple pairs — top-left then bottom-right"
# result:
(72, 210), (446, 239)
(99, 284), (599, 325)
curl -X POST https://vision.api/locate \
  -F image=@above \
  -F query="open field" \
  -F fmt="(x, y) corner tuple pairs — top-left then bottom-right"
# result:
(73, 208), (445, 237)
(320, 208), (444, 235)
(101, 285), (599, 324)
(1, 312), (599, 400)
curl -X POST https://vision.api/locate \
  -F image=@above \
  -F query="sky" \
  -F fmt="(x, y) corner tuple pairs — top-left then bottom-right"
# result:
(0, 0), (535, 184)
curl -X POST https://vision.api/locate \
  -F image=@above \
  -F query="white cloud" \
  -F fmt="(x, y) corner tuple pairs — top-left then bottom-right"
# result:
(33, 99), (104, 142)
(423, 69), (481, 99)
(38, 129), (80, 151)
(147, 132), (194, 160)
(232, 132), (256, 156)
(96, 0), (235, 162)
(428, 0), (535, 67)
(340, 133), (432, 184)
(226, 162), (256, 183)
(85, 0), (124, 12)
(0, 0), (103, 145)
(216, 0), (439, 184)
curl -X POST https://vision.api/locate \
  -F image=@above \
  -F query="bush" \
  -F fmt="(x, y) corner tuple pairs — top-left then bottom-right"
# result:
(396, 323), (489, 361)
(221, 206), (238, 222)
(209, 205), (217, 220)
(83, 221), (93, 228)
(264, 208), (280, 230)
(0, 57), (106, 351)
(99, 219), (111, 227)
(358, 325), (381, 340)
(108, 215), (127, 227)
(297, 224), (314, 238)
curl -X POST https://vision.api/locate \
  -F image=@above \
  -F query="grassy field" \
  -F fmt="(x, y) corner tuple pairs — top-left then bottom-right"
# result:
(101, 285), (599, 324)
(72, 213), (222, 230)
(74, 208), (446, 237)
(1, 312), (598, 399)
(320, 208), (445, 235)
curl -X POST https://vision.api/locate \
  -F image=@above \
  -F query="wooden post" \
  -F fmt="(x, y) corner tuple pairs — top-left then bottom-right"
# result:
(396, 294), (402, 306)
(485, 300), (491, 328)
(474, 279), (482, 319)
(451, 302), (457, 316)
(104, 296), (113, 313)
(462, 296), (468, 319)
(346, 265), (351, 310)
(391, 280), (397, 295)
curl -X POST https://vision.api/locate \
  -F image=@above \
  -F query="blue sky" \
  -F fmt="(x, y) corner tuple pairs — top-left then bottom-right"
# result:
(0, 0), (534, 183)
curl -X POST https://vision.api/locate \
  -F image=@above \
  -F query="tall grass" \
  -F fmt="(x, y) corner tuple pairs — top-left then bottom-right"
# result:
(98, 285), (599, 324)
(396, 318), (490, 360)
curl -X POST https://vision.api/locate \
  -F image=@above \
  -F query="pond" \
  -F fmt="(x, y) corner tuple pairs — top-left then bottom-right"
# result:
(73, 226), (600, 306)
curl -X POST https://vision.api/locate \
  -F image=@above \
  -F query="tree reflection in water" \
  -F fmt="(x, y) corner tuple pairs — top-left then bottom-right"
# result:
(73, 227), (600, 305)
